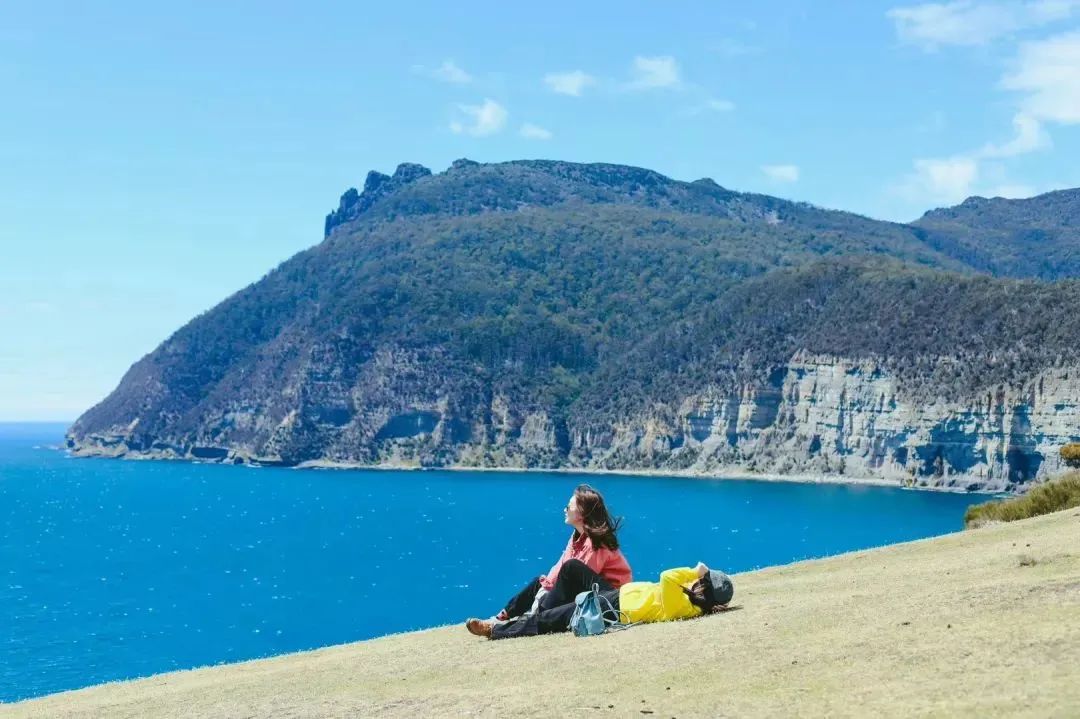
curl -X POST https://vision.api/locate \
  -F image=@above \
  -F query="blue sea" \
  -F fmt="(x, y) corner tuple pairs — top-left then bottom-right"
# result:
(1, 422), (991, 702)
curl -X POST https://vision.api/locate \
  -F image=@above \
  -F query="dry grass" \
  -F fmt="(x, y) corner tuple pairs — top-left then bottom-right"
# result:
(5, 509), (1079, 719)
(965, 471), (1080, 527)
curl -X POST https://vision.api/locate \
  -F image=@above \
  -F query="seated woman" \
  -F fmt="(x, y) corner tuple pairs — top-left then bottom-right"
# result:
(467, 558), (733, 639)
(490, 484), (632, 623)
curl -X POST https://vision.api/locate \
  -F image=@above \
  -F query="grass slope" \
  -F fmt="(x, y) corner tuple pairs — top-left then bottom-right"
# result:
(7, 510), (1079, 718)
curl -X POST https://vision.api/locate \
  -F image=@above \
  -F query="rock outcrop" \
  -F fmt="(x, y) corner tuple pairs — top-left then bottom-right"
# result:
(323, 162), (433, 236)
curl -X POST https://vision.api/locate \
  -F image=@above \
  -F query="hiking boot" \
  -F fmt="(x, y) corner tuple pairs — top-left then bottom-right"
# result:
(465, 618), (493, 638)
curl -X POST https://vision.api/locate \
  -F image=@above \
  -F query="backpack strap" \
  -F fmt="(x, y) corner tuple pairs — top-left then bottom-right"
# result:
(597, 590), (639, 631)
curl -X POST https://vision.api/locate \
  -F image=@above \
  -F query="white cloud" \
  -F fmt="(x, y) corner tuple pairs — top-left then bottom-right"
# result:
(434, 60), (472, 83)
(706, 98), (736, 112)
(887, 16), (1077, 210)
(520, 123), (553, 140)
(544, 70), (596, 96)
(681, 98), (737, 116)
(1002, 30), (1080, 123)
(449, 99), (507, 137)
(897, 155), (1039, 207)
(906, 156), (980, 203)
(896, 113), (1048, 206)
(761, 164), (800, 183)
(628, 55), (680, 89)
(887, 0), (1079, 49)
(978, 112), (1051, 157)
(414, 60), (473, 84)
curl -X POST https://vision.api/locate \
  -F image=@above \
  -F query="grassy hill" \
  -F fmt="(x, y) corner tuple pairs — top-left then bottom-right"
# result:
(9, 508), (1078, 718)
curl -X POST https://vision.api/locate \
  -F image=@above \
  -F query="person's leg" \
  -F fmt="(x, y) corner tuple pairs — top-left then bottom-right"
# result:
(491, 600), (578, 639)
(499, 576), (543, 620)
(489, 613), (539, 639)
(535, 600), (579, 635)
(539, 559), (613, 610)
(478, 590), (622, 640)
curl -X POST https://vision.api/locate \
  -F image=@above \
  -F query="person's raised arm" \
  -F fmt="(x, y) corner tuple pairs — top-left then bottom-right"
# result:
(658, 567), (700, 619)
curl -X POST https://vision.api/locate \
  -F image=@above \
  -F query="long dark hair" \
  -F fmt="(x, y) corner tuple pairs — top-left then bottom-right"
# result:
(572, 484), (622, 550)
(683, 578), (717, 613)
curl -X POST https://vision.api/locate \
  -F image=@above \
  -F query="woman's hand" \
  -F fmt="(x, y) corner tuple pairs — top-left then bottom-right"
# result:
(694, 562), (709, 578)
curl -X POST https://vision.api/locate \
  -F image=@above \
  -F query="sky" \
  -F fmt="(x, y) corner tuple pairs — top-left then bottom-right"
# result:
(2, 1), (1080, 421)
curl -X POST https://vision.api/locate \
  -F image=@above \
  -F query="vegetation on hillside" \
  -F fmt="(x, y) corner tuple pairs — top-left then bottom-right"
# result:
(578, 258), (1080, 423)
(1061, 443), (1080, 468)
(964, 472), (1080, 527)
(915, 189), (1080, 280)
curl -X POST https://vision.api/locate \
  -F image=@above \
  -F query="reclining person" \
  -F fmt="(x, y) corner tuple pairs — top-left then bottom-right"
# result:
(467, 559), (733, 640)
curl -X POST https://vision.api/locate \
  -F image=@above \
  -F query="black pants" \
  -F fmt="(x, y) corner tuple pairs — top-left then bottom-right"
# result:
(501, 576), (543, 619)
(492, 559), (619, 640)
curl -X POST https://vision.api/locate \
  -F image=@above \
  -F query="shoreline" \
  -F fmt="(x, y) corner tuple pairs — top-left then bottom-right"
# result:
(61, 443), (1005, 495)
(293, 458), (998, 495)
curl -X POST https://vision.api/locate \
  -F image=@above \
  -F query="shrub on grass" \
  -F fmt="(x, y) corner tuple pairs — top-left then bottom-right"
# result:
(1060, 443), (1080, 468)
(964, 472), (1080, 528)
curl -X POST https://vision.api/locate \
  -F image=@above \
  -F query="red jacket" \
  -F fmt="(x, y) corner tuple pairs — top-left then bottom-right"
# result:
(540, 532), (632, 590)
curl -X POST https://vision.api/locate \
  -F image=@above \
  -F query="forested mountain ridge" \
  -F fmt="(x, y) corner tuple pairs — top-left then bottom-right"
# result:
(913, 188), (1080, 280)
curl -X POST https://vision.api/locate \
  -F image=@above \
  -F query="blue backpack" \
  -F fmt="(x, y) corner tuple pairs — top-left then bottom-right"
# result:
(569, 583), (633, 637)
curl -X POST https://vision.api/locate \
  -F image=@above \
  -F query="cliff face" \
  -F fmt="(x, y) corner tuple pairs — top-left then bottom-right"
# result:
(66, 160), (1080, 492)
(68, 347), (1080, 492)
(571, 354), (1080, 491)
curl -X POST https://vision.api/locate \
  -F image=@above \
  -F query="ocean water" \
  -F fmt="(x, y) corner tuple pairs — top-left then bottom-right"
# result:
(1, 422), (991, 702)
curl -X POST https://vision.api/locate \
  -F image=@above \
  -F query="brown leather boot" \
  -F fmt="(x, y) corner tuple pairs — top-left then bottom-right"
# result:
(465, 618), (493, 638)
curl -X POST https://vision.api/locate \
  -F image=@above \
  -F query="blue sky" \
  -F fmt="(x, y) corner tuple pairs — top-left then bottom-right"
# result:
(2, 1), (1080, 421)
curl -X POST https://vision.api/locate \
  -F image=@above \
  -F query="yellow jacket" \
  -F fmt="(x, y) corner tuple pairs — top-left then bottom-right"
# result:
(618, 567), (702, 624)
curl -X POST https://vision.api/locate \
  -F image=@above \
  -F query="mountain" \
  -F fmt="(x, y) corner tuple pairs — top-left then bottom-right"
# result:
(914, 189), (1080, 280)
(67, 160), (1080, 491)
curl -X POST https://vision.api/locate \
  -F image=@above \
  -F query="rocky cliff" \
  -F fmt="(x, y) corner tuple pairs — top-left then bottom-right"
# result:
(66, 160), (1080, 492)
(68, 349), (1080, 492)
(571, 353), (1080, 491)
